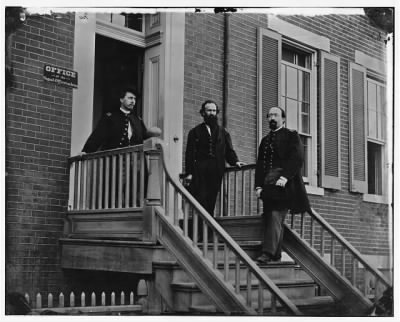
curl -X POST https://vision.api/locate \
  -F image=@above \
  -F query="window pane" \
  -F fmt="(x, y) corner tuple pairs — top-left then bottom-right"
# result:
(286, 98), (298, 130)
(282, 47), (295, 64)
(378, 85), (386, 140)
(301, 102), (310, 134)
(300, 135), (308, 177)
(368, 82), (377, 139)
(367, 141), (383, 195)
(298, 71), (310, 103)
(281, 64), (286, 96)
(286, 66), (298, 100)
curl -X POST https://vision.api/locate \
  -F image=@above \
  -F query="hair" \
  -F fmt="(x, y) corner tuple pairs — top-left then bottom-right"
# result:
(268, 106), (286, 119)
(199, 99), (220, 116)
(119, 87), (137, 99)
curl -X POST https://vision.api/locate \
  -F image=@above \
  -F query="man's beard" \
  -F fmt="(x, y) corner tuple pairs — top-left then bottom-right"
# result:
(269, 120), (277, 130)
(204, 115), (218, 128)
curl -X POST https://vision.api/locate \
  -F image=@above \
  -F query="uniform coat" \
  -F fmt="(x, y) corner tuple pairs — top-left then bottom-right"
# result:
(82, 110), (149, 153)
(255, 127), (310, 213)
(185, 123), (239, 215)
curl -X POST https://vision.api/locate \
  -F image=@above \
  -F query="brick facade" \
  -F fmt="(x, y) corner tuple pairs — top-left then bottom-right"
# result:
(6, 13), (75, 295)
(183, 13), (390, 256)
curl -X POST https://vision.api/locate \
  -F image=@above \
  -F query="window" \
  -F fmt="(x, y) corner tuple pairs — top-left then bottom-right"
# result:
(280, 44), (314, 179)
(97, 13), (144, 32)
(366, 78), (386, 195)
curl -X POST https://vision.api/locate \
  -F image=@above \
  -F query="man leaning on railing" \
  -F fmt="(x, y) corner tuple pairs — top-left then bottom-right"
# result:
(81, 87), (161, 154)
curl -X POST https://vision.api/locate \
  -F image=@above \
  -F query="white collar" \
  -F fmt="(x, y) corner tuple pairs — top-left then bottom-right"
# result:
(272, 126), (283, 132)
(120, 107), (131, 115)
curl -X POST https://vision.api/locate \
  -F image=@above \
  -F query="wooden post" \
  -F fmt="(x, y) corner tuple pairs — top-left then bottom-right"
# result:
(143, 138), (162, 242)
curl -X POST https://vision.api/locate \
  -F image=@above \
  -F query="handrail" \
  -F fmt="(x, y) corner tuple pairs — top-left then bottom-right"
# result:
(221, 163), (392, 303)
(153, 140), (301, 315)
(68, 145), (144, 164)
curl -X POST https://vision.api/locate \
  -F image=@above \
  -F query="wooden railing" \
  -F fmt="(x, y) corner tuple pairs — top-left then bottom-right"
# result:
(68, 145), (145, 211)
(287, 209), (392, 301)
(219, 164), (392, 305)
(146, 138), (301, 315)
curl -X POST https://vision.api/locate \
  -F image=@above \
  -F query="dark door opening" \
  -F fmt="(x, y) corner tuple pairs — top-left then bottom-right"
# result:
(93, 34), (144, 128)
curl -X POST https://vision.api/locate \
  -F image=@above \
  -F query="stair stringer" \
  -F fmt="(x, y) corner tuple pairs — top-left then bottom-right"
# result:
(283, 225), (373, 315)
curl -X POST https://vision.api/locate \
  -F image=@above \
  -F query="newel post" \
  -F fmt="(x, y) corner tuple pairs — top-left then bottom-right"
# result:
(143, 137), (163, 241)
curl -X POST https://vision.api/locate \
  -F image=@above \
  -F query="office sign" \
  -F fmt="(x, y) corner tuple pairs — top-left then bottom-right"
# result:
(43, 64), (78, 88)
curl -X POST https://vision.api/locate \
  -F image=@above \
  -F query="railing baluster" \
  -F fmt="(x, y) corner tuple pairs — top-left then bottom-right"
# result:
(139, 152), (145, 207)
(73, 161), (79, 210)
(173, 190), (179, 225)
(104, 156), (110, 209)
(320, 227), (325, 257)
(249, 169), (253, 216)
(352, 257), (357, 287)
(193, 212), (198, 246)
(118, 154), (123, 208)
(79, 160), (86, 210)
(111, 155), (117, 208)
(233, 171), (237, 216)
(125, 152), (130, 208)
(235, 257), (240, 293)
(227, 172), (231, 216)
(203, 221), (208, 257)
(241, 170), (245, 216)
(98, 157), (104, 209)
(258, 284), (264, 314)
(246, 269), (252, 306)
(165, 181), (170, 214)
(213, 232), (218, 269)
(271, 293), (277, 314)
(330, 236), (335, 266)
(183, 201), (189, 237)
(341, 246), (345, 276)
(300, 212), (305, 238)
(310, 217), (314, 247)
(91, 159), (97, 209)
(132, 152), (138, 207)
(86, 160), (92, 209)
(224, 244), (229, 281)
(291, 212), (295, 229)
(219, 178), (224, 217)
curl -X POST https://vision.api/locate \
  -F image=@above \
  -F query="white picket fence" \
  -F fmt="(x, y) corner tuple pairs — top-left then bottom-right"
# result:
(24, 290), (143, 315)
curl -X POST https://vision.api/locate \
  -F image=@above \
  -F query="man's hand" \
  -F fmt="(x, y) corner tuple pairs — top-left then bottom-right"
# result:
(255, 187), (262, 198)
(276, 176), (288, 187)
(236, 161), (246, 168)
(183, 174), (193, 187)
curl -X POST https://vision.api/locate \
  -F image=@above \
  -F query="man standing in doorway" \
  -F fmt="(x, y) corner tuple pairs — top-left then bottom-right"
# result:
(184, 99), (245, 216)
(255, 106), (310, 264)
(82, 87), (160, 153)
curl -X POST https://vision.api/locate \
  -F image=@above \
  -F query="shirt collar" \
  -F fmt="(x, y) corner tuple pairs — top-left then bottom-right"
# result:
(120, 107), (131, 115)
(272, 126), (283, 132)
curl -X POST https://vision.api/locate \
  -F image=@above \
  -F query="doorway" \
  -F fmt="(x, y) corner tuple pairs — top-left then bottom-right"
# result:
(92, 34), (144, 128)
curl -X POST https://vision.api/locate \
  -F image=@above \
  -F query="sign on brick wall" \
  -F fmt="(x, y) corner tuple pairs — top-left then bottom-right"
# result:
(43, 64), (78, 88)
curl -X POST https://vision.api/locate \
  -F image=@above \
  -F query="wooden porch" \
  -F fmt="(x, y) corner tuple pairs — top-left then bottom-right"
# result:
(60, 137), (391, 315)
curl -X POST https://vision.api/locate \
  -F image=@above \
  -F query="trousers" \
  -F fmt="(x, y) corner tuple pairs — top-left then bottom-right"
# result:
(261, 208), (288, 259)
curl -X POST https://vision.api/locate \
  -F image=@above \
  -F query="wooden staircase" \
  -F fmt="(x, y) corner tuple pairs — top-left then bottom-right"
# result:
(60, 138), (392, 316)
(152, 242), (337, 315)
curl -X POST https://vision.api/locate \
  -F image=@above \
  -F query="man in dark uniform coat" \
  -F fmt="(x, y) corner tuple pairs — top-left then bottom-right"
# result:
(82, 88), (158, 153)
(185, 100), (245, 216)
(255, 106), (310, 264)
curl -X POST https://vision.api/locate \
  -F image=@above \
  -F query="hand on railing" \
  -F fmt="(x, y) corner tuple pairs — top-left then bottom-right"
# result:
(147, 126), (162, 137)
(235, 161), (246, 168)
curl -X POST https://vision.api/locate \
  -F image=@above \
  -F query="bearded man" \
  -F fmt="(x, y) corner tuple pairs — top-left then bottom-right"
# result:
(255, 106), (311, 263)
(184, 100), (245, 216)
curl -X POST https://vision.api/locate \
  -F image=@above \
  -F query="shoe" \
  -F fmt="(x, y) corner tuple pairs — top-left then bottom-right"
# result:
(256, 253), (272, 264)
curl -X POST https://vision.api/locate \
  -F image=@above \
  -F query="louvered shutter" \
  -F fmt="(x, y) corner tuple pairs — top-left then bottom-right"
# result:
(349, 63), (368, 193)
(257, 28), (281, 144)
(321, 53), (341, 190)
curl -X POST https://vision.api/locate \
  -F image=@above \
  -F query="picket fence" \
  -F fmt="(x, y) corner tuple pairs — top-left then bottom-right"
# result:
(24, 290), (143, 315)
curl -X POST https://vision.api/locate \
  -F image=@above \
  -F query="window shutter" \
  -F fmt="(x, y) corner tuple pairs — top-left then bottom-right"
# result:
(257, 28), (281, 145)
(349, 63), (368, 193)
(320, 53), (341, 190)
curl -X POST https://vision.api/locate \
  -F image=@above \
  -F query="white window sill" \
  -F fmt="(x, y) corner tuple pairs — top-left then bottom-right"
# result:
(305, 185), (324, 196)
(363, 194), (389, 204)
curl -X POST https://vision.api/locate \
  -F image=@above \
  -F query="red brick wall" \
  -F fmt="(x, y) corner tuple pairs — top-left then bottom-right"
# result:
(183, 13), (390, 256)
(6, 13), (75, 296)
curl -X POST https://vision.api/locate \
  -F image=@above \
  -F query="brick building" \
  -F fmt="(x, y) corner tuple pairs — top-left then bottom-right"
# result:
(5, 7), (393, 313)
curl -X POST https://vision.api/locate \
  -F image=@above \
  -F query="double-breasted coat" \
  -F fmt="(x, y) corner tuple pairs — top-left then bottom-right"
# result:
(255, 127), (310, 213)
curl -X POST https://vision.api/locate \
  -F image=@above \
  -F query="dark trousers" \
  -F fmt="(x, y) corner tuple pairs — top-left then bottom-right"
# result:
(261, 208), (288, 259)
(192, 158), (222, 216)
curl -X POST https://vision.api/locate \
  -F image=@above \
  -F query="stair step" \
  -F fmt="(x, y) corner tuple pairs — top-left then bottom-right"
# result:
(189, 304), (218, 314)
